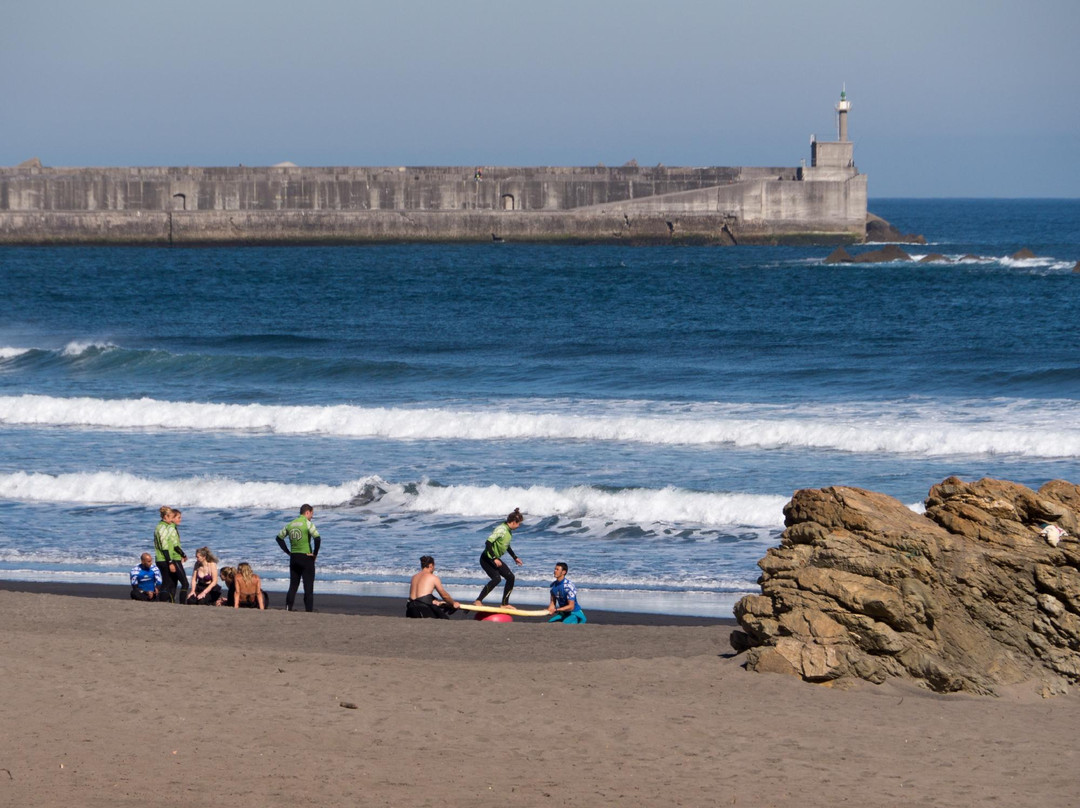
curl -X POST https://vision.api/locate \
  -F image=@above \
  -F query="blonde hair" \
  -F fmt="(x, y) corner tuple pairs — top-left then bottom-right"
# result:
(159, 506), (173, 520)
(237, 562), (255, 583)
(219, 566), (236, 584)
(195, 546), (218, 564)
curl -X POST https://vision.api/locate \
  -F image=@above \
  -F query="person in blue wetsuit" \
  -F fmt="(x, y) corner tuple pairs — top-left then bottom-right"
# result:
(130, 552), (163, 601)
(547, 561), (586, 624)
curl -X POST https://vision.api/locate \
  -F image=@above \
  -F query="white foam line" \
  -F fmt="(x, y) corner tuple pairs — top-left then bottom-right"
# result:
(2, 394), (1079, 458)
(0, 471), (788, 528)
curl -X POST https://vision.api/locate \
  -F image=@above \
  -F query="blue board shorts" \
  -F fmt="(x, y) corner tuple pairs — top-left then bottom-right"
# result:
(548, 611), (587, 624)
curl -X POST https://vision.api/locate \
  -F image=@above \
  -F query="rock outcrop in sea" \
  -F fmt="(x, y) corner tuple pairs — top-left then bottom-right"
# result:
(732, 477), (1080, 696)
(824, 244), (913, 264)
(865, 213), (926, 244)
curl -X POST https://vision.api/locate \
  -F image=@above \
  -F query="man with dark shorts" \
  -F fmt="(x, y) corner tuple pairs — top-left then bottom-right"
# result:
(406, 556), (460, 618)
(276, 504), (321, 612)
(130, 552), (163, 601)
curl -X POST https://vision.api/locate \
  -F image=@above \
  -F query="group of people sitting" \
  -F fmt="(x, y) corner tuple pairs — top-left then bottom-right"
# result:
(130, 549), (269, 608)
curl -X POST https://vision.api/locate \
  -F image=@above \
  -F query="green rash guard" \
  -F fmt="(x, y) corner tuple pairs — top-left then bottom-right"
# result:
(153, 520), (184, 563)
(483, 522), (516, 560)
(278, 516), (321, 555)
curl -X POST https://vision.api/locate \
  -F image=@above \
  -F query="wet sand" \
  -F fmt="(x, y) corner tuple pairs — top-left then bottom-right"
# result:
(0, 585), (1076, 808)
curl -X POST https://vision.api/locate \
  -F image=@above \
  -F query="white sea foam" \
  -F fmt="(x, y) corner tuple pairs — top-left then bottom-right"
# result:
(0, 470), (364, 510)
(386, 481), (788, 527)
(0, 347), (32, 360)
(1, 394), (1079, 458)
(0, 470), (788, 528)
(61, 340), (117, 357)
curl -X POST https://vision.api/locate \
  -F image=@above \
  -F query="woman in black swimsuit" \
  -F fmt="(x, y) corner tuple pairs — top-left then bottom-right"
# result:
(186, 546), (222, 605)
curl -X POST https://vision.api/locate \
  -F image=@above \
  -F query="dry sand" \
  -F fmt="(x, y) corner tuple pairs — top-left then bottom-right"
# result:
(1, 588), (1077, 808)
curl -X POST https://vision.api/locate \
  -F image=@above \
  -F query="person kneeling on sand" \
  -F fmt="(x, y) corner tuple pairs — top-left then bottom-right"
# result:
(233, 562), (268, 610)
(218, 566), (236, 606)
(547, 562), (586, 624)
(130, 552), (163, 601)
(406, 555), (460, 618)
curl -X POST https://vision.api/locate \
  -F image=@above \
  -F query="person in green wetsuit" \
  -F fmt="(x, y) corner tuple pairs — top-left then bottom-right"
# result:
(276, 504), (321, 612)
(153, 506), (188, 602)
(474, 507), (524, 606)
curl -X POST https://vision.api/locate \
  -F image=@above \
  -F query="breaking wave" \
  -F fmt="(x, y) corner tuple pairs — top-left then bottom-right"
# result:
(0, 470), (788, 528)
(2, 394), (1080, 458)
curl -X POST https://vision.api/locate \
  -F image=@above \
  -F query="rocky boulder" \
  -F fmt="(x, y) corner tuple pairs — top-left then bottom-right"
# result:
(1011, 248), (1036, 259)
(822, 244), (913, 265)
(823, 247), (854, 264)
(732, 477), (1080, 695)
(865, 213), (926, 244)
(918, 253), (952, 263)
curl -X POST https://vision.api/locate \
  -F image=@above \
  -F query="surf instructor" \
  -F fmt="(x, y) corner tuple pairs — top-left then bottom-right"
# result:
(154, 506), (188, 602)
(474, 507), (524, 607)
(276, 504), (321, 612)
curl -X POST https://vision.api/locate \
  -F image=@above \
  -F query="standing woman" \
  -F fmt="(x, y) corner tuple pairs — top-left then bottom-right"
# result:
(474, 508), (525, 607)
(186, 546), (221, 605)
(154, 506), (189, 602)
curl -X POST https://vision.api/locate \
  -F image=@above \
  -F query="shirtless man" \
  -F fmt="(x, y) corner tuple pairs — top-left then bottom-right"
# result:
(406, 556), (461, 618)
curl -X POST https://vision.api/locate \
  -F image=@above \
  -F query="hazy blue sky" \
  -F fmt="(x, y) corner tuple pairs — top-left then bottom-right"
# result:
(2, 0), (1077, 196)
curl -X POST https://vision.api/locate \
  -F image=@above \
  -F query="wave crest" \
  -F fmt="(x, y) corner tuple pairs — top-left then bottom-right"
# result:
(1, 394), (1079, 458)
(0, 470), (788, 528)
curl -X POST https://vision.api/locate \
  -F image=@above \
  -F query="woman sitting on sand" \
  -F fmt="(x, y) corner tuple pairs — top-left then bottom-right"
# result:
(233, 562), (267, 610)
(186, 546), (222, 605)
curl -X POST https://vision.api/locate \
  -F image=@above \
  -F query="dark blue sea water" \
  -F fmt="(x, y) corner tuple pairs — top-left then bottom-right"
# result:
(1, 199), (1078, 615)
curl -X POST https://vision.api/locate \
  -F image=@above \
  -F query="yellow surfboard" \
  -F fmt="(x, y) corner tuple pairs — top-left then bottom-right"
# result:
(458, 603), (550, 617)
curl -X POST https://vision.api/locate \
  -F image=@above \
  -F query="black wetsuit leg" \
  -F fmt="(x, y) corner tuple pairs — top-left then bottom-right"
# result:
(157, 561), (176, 601)
(191, 584), (222, 605)
(172, 561), (190, 601)
(405, 597), (453, 618)
(476, 552), (515, 605)
(287, 554), (316, 612)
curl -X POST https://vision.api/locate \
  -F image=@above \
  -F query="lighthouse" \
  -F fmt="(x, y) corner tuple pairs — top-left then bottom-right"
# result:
(806, 89), (858, 177)
(836, 88), (851, 142)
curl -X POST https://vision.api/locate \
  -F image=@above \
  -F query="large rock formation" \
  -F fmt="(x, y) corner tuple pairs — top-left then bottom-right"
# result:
(732, 477), (1080, 695)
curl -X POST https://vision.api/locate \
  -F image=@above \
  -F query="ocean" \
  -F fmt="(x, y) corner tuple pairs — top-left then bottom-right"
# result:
(1, 198), (1078, 616)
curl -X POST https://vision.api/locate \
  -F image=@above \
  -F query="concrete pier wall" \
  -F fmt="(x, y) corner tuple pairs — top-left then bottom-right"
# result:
(0, 162), (866, 245)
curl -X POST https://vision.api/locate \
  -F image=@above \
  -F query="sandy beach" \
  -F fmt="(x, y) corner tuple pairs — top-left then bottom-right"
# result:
(1, 587), (1077, 808)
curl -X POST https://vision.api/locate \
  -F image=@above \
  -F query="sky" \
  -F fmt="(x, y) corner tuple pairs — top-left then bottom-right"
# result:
(2, 0), (1078, 197)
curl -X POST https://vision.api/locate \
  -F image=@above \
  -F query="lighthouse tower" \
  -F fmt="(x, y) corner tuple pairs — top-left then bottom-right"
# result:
(808, 89), (856, 175)
(836, 87), (851, 142)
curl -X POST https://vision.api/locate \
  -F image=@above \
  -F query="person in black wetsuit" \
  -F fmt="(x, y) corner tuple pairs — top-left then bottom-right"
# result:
(154, 506), (189, 602)
(474, 508), (524, 606)
(275, 504), (321, 612)
(406, 556), (460, 618)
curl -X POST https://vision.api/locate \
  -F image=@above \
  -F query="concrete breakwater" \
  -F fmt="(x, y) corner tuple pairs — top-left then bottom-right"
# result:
(0, 97), (867, 245)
